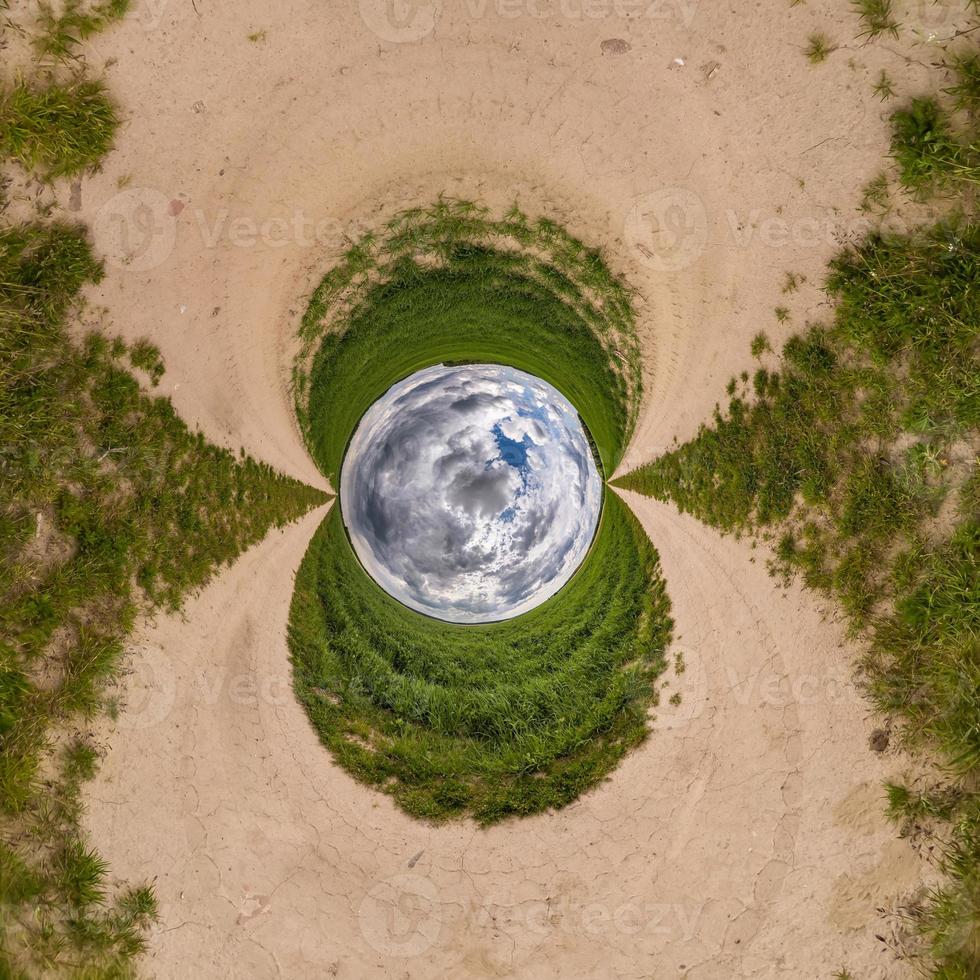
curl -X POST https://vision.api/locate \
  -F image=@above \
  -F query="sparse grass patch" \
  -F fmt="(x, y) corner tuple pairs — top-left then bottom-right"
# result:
(860, 171), (891, 212)
(34, 0), (131, 59)
(616, 212), (979, 976)
(0, 223), (327, 975)
(616, 34), (980, 957)
(946, 50), (980, 118)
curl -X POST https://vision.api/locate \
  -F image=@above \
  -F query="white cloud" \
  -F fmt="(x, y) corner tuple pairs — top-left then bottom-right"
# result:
(340, 364), (603, 623)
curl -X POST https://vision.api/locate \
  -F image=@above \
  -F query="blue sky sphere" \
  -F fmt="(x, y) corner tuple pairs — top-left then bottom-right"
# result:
(339, 364), (604, 623)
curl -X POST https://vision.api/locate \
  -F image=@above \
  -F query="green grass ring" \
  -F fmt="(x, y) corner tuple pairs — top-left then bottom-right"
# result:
(288, 199), (673, 823)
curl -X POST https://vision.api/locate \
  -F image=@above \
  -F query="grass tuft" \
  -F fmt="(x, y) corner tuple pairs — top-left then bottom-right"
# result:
(859, 171), (891, 212)
(35, 0), (131, 59)
(874, 69), (897, 101)
(0, 80), (118, 179)
(127, 338), (165, 386)
(853, 0), (900, 40)
(945, 50), (980, 118)
(805, 33), (836, 64)
(890, 96), (979, 193)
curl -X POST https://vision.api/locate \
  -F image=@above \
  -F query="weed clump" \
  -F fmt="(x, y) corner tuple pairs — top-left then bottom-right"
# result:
(889, 52), (980, 197)
(890, 97), (977, 192)
(0, 80), (118, 179)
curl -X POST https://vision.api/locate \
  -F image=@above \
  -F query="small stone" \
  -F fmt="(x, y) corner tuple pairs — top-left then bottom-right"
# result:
(600, 38), (631, 55)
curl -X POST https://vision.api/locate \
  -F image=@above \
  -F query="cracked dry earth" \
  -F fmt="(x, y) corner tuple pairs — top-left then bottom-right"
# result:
(76, 1), (947, 976)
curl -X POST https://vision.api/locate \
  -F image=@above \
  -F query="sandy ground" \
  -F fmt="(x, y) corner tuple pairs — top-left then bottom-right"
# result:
(69, 0), (975, 975)
(85, 494), (922, 980)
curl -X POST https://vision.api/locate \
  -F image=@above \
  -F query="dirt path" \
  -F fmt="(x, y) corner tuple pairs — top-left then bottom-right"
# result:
(87, 494), (917, 978)
(77, 0), (958, 974)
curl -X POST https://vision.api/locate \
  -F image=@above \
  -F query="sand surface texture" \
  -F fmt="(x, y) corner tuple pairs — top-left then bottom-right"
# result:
(79, 1), (958, 975)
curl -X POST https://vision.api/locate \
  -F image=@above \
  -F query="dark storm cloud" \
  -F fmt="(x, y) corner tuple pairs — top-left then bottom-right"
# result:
(340, 364), (602, 623)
